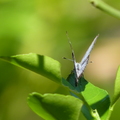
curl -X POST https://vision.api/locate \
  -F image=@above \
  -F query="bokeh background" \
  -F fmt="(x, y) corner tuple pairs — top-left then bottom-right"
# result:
(0, 0), (120, 120)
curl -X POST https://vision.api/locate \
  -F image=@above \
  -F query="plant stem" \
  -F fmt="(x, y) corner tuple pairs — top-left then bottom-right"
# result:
(90, 0), (120, 19)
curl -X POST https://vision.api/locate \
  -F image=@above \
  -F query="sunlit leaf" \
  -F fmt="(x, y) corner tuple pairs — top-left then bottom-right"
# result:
(28, 92), (83, 120)
(111, 66), (120, 107)
(0, 53), (62, 84)
(66, 72), (111, 120)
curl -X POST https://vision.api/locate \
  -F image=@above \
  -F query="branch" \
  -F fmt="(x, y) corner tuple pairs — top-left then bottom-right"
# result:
(90, 0), (120, 19)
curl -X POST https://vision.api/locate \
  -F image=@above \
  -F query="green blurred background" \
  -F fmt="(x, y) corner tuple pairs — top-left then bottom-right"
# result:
(0, 0), (120, 120)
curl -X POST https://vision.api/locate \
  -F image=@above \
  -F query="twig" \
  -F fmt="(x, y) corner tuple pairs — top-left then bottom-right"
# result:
(90, 0), (120, 19)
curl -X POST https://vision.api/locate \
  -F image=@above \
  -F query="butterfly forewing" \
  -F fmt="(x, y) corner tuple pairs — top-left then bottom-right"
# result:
(80, 35), (99, 64)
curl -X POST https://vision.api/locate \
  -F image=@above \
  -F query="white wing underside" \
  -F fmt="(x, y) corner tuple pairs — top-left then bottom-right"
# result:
(72, 35), (99, 85)
(68, 34), (99, 86)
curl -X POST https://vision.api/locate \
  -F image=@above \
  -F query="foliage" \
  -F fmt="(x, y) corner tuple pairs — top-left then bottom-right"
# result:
(0, 53), (120, 120)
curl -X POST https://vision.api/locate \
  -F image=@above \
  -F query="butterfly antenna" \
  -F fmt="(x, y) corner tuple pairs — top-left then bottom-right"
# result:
(66, 31), (76, 61)
(63, 57), (73, 61)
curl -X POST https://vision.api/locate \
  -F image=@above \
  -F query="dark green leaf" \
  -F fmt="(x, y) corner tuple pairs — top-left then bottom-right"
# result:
(28, 92), (83, 120)
(0, 53), (62, 84)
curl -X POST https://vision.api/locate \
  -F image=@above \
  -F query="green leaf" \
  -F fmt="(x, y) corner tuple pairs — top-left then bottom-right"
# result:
(66, 72), (111, 120)
(0, 53), (62, 84)
(27, 92), (83, 120)
(111, 66), (120, 107)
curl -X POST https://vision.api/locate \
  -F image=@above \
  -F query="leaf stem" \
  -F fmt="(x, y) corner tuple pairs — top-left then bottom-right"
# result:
(90, 0), (120, 19)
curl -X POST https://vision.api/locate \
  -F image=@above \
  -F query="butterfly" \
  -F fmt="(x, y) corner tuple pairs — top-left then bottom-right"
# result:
(66, 34), (99, 86)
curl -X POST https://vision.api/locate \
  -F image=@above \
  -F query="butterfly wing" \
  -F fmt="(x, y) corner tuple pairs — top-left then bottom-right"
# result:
(77, 35), (99, 78)
(71, 48), (79, 86)
(68, 36), (79, 86)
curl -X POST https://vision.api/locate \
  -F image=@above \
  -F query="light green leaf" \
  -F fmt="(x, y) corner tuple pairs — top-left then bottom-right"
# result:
(0, 53), (62, 84)
(111, 66), (120, 107)
(28, 92), (83, 120)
